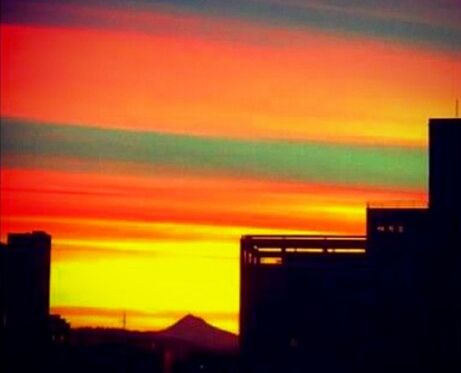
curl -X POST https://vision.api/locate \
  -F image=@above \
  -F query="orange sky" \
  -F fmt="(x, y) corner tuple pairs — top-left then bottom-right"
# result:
(2, 22), (459, 145)
(1, 1), (459, 333)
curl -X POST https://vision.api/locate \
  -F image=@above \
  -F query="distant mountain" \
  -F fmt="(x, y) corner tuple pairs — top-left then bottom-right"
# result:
(157, 314), (238, 352)
(71, 314), (238, 353)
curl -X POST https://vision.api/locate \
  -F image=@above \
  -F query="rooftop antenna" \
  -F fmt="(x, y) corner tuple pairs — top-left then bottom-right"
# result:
(122, 311), (127, 330)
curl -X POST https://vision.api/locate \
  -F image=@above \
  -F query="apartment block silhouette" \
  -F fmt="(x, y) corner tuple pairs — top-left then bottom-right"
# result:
(240, 118), (461, 373)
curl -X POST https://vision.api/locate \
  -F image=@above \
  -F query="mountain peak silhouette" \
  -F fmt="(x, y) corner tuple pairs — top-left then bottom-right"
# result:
(158, 314), (238, 351)
(169, 314), (206, 330)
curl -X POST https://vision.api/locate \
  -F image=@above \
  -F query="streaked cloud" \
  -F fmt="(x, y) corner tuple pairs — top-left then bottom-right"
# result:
(2, 0), (460, 49)
(2, 24), (457, 147)
(1, 118), (426, 189)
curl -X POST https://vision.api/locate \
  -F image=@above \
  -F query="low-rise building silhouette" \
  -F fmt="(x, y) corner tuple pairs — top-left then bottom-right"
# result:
(240, 235), (372, 373)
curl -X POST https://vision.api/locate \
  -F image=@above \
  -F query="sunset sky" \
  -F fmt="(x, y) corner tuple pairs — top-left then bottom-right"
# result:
(1, 0), (460, 333)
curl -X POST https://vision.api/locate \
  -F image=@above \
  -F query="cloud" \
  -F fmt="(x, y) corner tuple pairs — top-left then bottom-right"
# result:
(2, 0), (460, 50)
(1, 117), (426, 189)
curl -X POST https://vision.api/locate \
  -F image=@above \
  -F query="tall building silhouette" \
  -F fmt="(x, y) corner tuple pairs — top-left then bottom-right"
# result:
(429, 118), (461, 215)
(240, 118), (461, 372)
(366, 205), (431, 372)
(428, 119), (461, 372)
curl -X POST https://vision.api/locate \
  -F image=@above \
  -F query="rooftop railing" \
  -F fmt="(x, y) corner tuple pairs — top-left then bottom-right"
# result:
(241, 235), (367, 260)
(366, 200), (428, 209)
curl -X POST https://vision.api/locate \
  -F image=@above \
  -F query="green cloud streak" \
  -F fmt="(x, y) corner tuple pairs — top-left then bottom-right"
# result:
(1, 118), (426, 189)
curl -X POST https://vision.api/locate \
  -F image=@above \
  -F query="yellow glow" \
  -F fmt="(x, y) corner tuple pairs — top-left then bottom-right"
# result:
(260, 257), (282, 265)
(286, 248), (324, 253)
(326, 248), (366, 254)
(51, 239), (240, 332)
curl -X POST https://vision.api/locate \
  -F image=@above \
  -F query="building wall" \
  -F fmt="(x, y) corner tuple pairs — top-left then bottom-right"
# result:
(429, 118), (461, 216)
(3, 232), (51, 339)
(429, 118), (461, 372)
(240, 237), (372, 373)
(367, 208), (432, 372)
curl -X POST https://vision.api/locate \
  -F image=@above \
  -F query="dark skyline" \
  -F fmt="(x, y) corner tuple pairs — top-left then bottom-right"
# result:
(1, 118), (460, 373)
(2, 118), (460, 373)
(240, 118), (461, 372)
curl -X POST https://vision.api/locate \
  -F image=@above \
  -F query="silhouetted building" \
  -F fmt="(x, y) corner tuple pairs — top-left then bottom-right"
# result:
(240, 235), (373, 373)
(240, 118), (461, 372)
(366, 205), (432, 372)
(429, 119), (461, 216)
(1, 242), (7, 338)
(1, 230), (52, 370)
(3, 231), (51, 334)
(48, 314), (71, 344)
(428, 119), (461, 372)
